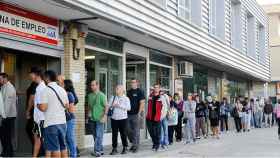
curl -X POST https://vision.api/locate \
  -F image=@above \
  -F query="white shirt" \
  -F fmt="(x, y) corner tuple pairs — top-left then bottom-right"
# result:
(34, 81), (46, 123)
(109, 95), (131, 120)
(1, 81), (17, 118)
(40, 82), (68, 128)
(0, 93), (6, 118)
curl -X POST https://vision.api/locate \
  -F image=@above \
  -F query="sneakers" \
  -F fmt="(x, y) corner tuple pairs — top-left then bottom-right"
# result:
(91, 152), (101, 157)
(121, 147), (128, 154)
(129, 146), (138, 153)
(110, 148), (118, 155)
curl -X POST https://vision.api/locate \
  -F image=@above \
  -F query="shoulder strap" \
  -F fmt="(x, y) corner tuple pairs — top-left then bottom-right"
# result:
(48, 86), (65, 109)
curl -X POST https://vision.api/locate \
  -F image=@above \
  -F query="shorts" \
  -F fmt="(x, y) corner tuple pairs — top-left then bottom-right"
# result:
(32, 121), (44, 138)
(44, 124), (67, 152)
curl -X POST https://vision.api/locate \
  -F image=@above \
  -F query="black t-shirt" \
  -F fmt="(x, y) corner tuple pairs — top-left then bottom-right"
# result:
(26, 82), (38, 117)
(127, 88), (145, 115)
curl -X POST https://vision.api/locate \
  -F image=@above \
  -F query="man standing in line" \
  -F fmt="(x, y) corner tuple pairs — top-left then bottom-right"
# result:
(88, 80), (108, 157)
(31, 67), (46, 157)
(26, 69), (38, 153)
(146, 84), (167, 152)
(38, 70), (69, 158)
(127, 79), (145, 153)
(0, 73), (17, 157)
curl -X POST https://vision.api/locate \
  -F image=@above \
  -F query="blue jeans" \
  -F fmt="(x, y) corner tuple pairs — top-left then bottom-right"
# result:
(66, 119), (77, 158)
(90, 120), (104, 154)
(185, 116), (196, 142)
(44, 124), (67, 152)
(160, 117), (169, 146)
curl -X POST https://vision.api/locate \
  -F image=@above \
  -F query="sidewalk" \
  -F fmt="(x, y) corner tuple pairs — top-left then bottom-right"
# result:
(81, 127), (280, 157)
(80, 130), (235, 157)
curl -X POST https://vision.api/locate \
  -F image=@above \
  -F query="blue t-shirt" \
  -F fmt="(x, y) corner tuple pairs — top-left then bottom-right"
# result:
(66, 92), (75, 121)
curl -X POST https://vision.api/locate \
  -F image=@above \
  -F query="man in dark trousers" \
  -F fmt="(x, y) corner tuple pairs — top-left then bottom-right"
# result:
(127, 79), (145, 153)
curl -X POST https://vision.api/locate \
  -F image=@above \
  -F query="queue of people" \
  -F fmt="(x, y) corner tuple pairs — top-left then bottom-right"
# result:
(0, 68), (80, 158)
(0, 68), (279, 157)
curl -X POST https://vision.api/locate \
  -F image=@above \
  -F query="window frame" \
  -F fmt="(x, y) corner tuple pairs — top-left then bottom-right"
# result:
(209, 0), (217, 35)
(178, 0), (192, 21)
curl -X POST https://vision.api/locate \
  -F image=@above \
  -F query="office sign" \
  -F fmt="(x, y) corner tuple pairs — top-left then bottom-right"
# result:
(0, 2), (59, 45)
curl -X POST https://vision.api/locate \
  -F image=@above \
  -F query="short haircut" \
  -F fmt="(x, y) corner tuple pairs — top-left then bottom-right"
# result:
(0, 73), (8, 79)
(130, 78), (137, 81)
(44, 70), (57, 82)
(91, 80), (99, 85)
(30, 67), (43, 78)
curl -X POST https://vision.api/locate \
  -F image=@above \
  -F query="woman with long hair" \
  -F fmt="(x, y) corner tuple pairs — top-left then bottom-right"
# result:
(64, 79), (78, 158)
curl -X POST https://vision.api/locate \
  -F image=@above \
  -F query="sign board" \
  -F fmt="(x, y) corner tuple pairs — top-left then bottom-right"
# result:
(277, 82), (280, 95)
(0, 2), (59, 45)
(174, 79), (183, 95)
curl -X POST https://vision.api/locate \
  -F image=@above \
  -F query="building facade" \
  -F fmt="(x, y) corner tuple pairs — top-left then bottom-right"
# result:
(262, 4), (280, 103)
(0, 0), (269, 152)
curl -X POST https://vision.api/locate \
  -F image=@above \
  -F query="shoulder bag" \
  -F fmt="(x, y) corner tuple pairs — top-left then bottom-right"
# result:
(107, 96), (116, 117)
(48, 86), (71, 121)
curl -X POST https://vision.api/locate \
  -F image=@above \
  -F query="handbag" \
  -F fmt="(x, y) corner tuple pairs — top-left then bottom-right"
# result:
(107, 96), (116, 117)
(183, 117), (188, 124)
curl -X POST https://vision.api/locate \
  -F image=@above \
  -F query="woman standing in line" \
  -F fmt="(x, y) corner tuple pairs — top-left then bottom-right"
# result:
(184, 94), (196, 144)
(274, 99), (280, 139)
(64, 79), (78, 158)
(233, 98), (243, 133)
(174, 93), (184, 142)
(109, 85), (131, 155)
(167, 94), (178, 145)
(207, 96), (220, 139)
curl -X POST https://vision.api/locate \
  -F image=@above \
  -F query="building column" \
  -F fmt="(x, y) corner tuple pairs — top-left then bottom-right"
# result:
(63, 23), (87, 148)
(221, 72), (228, 100)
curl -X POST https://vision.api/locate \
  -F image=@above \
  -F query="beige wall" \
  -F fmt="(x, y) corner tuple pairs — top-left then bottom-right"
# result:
(270, 46), (280, 81)
(63, 24), (86, 148)
(263, 5), (280, 82)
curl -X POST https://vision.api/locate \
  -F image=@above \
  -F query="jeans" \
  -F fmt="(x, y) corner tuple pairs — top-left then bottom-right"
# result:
(254, 111), (262, 128)
(175, 111), (183, 141)
(146, 120), (161, 149)
(245, 112), (251, 130)
(44, 124), (67, 152)
(0, 117), (15, 157)
(160, 117), (169, 146)
(264, 113), (272, 127)
(185, 116), (196, 143)
(90, 120), (104, 154)
(127, 114), (140, 147)
(66, 119), (77, 158)
(220, 115), (229, 132)
(111, 119), (128, 148)
(196, 117), (206, 137)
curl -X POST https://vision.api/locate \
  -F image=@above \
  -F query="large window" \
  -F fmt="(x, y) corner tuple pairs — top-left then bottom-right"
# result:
(231, 0), (242, 50)
(149, 50), (172, 93)
(209, 0), (225, 39)
(258, 24), (266, 64)
(148, 0), (166, 8)
(246, 13), (256, 58)
(85, 49), (123, 134)
(209, 0), (217, 35)
(150, 64), (171, 93)
(178, 0), (191, 21)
